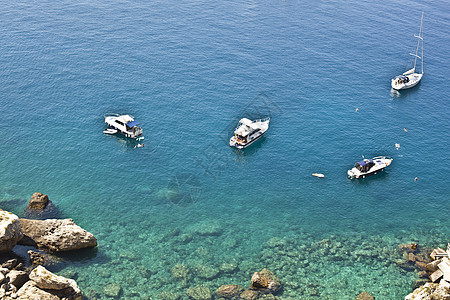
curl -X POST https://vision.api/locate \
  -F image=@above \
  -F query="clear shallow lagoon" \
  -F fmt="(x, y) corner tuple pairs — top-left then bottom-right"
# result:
(0, 0), (449, 298)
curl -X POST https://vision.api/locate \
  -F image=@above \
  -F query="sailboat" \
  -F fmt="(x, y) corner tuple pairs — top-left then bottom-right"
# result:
(391, 12), (424, 90)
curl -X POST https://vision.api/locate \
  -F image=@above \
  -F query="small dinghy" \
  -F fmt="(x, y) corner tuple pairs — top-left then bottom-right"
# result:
(103, 128), (118, 134)
(312, 173), (325, 178)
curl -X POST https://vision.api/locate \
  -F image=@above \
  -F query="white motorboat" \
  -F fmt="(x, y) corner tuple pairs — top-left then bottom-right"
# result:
(391, 12), (424, 90)
(104, 114), (143, 139)
(347, 156), (393, 179)
(229, 117), (270, 149)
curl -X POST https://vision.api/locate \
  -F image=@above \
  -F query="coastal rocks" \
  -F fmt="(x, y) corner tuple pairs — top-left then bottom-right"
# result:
(405, 282), (449, 300)
(215, 284), (244, 298)
(6, 270), (28, 289)
(0, 209), (23, 252)
(28, 192), (49, 210)
(19, 218), (97, 252)
(16, 266), (82, 300)
(186, 285), (212, 300)
(404, 244), (450, 299)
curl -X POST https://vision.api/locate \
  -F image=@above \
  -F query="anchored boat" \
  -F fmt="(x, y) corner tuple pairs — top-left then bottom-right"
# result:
(347, 156), (393, 179)
(104, 114), (143, 139)
(391, 12), (424, 90)
(229, 117), (270, 149)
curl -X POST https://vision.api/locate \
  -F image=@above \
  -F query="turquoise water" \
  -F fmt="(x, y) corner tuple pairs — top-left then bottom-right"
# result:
(1, 0), (449, 298)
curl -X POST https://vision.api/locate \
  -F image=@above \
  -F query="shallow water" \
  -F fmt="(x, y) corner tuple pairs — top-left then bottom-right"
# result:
(1, 0), (449, 298)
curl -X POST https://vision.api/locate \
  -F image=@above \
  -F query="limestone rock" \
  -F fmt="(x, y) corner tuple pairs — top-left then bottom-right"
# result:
(186, 285), (211, 300)
(355, 291), (374, 300)
(19, 218), (97, 252)
(251, 272), (268, 288)
(215, 284), (244, 298)
(28, 192), (49, 210)
(30, 266), (77, 291)
(257, 268), (281, 293)
(172, 264), (190, 280)
(17, 281), (60, 300)
(6, 270), (28, 289)
(240, 289), (259, 300)
(0, 209), (23, 252)
(405, 282), (450, 300)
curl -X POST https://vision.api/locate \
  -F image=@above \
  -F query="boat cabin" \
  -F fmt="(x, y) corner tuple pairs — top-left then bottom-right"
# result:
(355, 159), (375, 173)
(105, 114), (143, 138)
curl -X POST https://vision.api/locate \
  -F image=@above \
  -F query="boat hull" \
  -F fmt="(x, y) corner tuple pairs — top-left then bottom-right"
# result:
(391, 73), (423, 90)
(230, 132), (265, 149)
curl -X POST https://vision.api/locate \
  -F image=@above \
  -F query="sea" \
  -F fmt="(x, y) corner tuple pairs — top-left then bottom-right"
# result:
(0, 0), (449, 299)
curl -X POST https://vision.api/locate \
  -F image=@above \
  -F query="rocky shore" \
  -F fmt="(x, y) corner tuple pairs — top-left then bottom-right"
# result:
(0, 192), (97, 299)
(2, 192), (449, 299)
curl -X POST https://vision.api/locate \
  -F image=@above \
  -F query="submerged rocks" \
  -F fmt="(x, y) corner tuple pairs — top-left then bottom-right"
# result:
(19, 218), (97, 252)
(215, 284), (244, 298)
(186, 285), (212, 300)
(103, 283), (123, 298)
(0, 209), (23, 252)
(355, 291), (375, 300)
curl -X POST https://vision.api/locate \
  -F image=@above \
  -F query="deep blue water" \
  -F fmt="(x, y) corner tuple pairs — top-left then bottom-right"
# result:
(1, 0), (449, 298)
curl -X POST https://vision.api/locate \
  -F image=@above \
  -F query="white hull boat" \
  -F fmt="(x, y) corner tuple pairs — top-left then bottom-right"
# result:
(229, 117), (270, 149)
(391, 12), (424, 90)
(347, 156), (393, 179)
(104, 114), (143, 139)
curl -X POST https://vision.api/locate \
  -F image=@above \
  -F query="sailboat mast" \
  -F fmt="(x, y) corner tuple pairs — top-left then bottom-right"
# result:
(420, 12), (424, 74)
(413, 12), (424, 74)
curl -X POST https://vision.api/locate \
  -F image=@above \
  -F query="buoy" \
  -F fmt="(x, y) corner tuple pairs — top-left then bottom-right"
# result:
(312, 173), (325, 178)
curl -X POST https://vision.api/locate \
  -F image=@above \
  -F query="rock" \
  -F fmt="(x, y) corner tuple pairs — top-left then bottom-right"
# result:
(0, 268), (8, 275)
(355, 291), (374, 300)
(158, 291), (182, 300)
(19, 218), (97, 252)
(194, 264), (220, 280)
(430, 269), (443, 282)
(28, 192), (49, 210)
(251, 272), (268, 288)
(219, 262), (238, 273)
(1, 259), (19, 270)
(430, 248), (446, 260)
(404, 282), (450, 300)
(103, 283), (122, 298)
(240, 289), (259, 300)
(258, 269), (281, 293)
(30, 266), (78, 291)
(427, 260), (441, 272)
(172, 264), (190, 280)
(17, 281), (60, 300)
(399, 243), (419, 253)
(186, 285), (212, 300)
(0, 209), (23, 252)
(0, 273), (5, 285)
(191, 221), (223, 236)
(17, 268), (82, 300)
(215, 285), (244, 298)
(6, 270), (28, 289)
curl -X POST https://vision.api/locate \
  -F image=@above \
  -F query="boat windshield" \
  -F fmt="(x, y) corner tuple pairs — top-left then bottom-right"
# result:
(355, 160), (375, 172)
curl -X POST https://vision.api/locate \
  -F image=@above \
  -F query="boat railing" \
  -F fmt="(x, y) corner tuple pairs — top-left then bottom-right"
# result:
(373, 156), (393, 161)
(254, 117), (271, 123)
